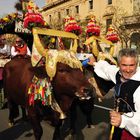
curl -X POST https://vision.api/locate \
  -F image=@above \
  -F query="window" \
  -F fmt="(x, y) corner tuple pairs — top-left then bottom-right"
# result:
(49, 15), (52, 23)
(75, 5), (79, 14)
(106, 19), (112, 31)
(89, 0), (93, 10)
(108, 0), (112, 5)
(66, 9), (69, 15)
(130, 33), (140, 54)
(58, 12), (61, 20)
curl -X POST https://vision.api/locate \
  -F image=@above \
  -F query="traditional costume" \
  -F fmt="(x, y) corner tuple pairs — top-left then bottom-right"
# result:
(93, 60), (140, 139)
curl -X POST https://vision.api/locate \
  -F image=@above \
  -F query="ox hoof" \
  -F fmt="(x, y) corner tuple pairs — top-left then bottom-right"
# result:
(8, 121), (15, 127)
(8, 122), (14, 127)
(86, 96), (91, 100)
(87, 124), (95, 129)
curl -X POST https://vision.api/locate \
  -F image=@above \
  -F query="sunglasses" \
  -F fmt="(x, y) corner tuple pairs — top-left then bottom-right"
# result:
(16, 41), (24, 45)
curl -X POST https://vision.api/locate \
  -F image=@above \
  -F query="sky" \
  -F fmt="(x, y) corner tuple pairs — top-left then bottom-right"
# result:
(0, 0), (45, 17)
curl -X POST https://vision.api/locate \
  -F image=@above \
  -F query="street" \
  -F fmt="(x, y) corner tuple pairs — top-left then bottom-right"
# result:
(0, 91), (114, 140)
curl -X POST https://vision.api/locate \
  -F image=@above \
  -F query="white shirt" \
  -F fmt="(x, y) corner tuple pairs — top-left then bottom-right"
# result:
(0, 45), (11, 56)
(94, 60), (140, 137)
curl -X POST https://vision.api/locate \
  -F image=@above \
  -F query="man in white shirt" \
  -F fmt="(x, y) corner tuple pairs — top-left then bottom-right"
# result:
(0, 35), (11, 58)
(11, 37), (31, 58)
(88, 48), (140, 139)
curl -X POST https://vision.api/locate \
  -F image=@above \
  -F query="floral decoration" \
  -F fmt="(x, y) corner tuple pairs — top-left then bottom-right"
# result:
(86, 16), (100, 37)
(64, 16), (82, 35)
(23, 0), (45, 30)
(0, 13), (18, 29)
(106, 25), (119, 43)
(23, 12), (45, 30)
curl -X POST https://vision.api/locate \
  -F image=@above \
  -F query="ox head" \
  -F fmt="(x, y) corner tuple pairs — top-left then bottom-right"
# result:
(32, 50), (94, 120)
(52, 63), (93, 99)
(44, 50), (94, 101)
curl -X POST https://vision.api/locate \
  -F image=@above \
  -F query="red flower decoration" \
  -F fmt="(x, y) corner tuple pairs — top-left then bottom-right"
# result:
(106, 25), (119, 43)
(86, 16), (100, 37)
(64, 16), (82, 35)
(23, 12), (45, 29)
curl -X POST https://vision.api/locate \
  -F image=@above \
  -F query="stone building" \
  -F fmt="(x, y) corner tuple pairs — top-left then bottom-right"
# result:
(40, 0), (140, 51)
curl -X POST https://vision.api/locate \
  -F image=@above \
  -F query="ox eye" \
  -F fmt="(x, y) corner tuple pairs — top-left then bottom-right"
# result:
(58, 68), (66, 73)
(59, 68), (70, 73)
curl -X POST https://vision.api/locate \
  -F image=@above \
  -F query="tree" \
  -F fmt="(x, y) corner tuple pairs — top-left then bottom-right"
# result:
(111, 6), (131, 48)
(14, 0), (29, 13)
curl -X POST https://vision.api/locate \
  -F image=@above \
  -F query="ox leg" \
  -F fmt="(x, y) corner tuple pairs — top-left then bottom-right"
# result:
(28, 106), (43, 140)
(21, 106), (27, 121)
(53, 119), (65, 140)
(79, 97), (95, 128)
(69, 98), (78, 135)
(0, 79), (5, 109)
(8, 100), (19, 126)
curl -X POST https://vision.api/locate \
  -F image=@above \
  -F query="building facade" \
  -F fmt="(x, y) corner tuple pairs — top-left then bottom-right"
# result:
(41, 0), (140, 51)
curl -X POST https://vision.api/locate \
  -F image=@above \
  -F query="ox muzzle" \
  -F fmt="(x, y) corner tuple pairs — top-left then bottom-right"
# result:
(75, 86), (94, 100)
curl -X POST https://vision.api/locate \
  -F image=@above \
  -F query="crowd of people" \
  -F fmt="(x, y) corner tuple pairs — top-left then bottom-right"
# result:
(0, 35), (31, 58)
(0, 35), (31, 108)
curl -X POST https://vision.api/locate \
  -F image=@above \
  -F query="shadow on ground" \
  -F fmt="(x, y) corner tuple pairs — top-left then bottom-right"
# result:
(0, 119), (33, 140)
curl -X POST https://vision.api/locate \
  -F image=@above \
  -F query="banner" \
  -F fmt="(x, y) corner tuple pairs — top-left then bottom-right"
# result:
(15, 21), (31, 33)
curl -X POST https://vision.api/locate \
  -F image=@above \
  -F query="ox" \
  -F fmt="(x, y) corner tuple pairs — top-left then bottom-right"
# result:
(3, 53), (93, 140)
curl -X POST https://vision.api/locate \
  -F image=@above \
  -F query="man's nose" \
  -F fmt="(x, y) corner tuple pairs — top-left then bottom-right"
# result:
(126, 66), (131, 72)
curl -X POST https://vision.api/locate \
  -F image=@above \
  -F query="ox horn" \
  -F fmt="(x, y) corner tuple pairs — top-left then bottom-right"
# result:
(88, 77), (104, 102)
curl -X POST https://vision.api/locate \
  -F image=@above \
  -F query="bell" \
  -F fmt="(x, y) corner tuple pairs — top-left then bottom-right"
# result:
(51, 98), (66, 119)
(59, 112), (66, 119)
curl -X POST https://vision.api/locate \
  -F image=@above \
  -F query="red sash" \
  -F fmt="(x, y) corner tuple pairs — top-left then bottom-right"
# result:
(121, 130), (136, 140)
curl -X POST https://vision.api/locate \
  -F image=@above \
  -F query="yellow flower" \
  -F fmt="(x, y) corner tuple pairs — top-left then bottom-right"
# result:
(50, 37), (55, 43)
(3, 17), (9, 22)
(12, 13), (16, 18)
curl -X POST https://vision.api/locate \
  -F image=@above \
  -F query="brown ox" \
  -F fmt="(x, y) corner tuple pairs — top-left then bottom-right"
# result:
(3, 56), (93, 140)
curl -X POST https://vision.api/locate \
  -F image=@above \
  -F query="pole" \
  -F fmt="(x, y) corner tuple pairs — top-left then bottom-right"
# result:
(109, 98), (120, 140)
(94, 104), (113, 111)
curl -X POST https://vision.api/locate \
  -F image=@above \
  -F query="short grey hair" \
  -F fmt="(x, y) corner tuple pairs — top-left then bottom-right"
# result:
(117, 48), (139, 65)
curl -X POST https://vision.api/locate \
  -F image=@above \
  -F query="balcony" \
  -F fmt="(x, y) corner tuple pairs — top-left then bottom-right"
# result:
(123, 15), (140, 28)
